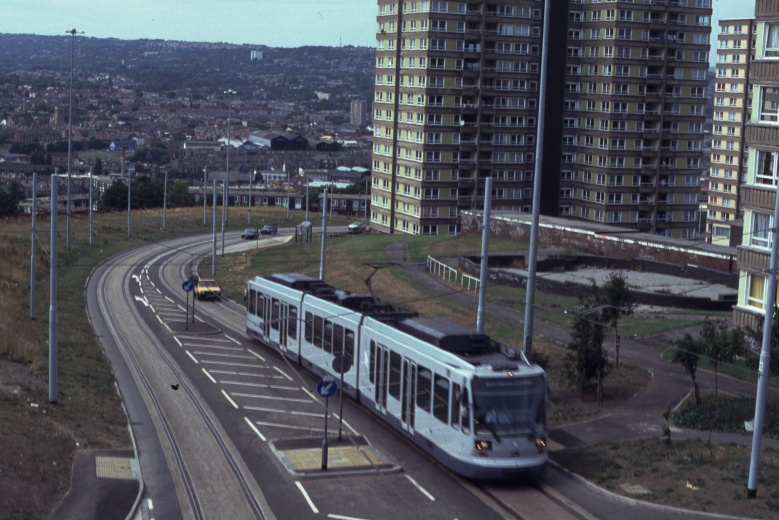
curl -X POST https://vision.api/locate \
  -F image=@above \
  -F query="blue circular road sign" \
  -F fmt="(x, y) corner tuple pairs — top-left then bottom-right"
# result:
(316, 377), (338, 399)
(182, 280), (194, 292)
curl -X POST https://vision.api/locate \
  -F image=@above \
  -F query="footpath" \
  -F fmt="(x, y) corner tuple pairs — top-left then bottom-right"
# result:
(384, 242), (779, 518)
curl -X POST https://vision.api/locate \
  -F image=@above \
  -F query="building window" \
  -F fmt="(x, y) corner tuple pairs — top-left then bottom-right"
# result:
(765, 23), (779, 58)
(751, 212), (772, 250)
(759, 87), (779, 123)
(747, 274), (766, 310)
(756, 150), (779, 186)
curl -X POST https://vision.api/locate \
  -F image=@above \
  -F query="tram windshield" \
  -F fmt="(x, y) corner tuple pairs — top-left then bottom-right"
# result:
(472, 375), (546, 439)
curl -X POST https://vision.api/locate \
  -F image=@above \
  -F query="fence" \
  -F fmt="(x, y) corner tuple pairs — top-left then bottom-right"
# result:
(427, 256), (480, 292)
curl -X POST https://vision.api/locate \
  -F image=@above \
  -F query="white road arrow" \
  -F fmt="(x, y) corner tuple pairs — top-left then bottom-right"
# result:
(135, 296), (149, 307)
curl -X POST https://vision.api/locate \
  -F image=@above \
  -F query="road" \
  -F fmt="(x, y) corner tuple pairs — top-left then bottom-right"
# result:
(88, 233), (520, 519)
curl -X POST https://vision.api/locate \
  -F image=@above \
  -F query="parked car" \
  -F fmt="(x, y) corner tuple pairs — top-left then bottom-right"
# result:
(348, 221), (367, 234)
(194, 277), (221, 300)
(241, 228), (260, 239)
(260, 223), (278, 235)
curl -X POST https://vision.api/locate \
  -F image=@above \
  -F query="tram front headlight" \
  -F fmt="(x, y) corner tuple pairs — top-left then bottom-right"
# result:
(535, 436), (547, 452)
(475, 440), (492, 451)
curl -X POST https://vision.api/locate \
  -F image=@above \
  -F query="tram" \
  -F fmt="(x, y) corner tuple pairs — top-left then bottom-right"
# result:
(245, 273), (547, 479)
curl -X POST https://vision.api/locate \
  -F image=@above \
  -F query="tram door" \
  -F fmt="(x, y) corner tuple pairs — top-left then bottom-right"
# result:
(401, 360), (416, 434)
(374, 345), (388, 414)
(278, 303), (289, 352)
(261, 296), (270, 339)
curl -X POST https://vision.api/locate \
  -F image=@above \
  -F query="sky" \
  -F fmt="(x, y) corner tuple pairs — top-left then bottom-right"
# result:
(0, 1), (757, 54)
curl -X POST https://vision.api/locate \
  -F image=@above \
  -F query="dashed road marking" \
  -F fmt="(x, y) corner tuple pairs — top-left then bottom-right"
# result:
(222, 390), (239, 409)
(244, 416), (266, 442)
(405, 475), (435, 501)
(186, 351), (199, 364)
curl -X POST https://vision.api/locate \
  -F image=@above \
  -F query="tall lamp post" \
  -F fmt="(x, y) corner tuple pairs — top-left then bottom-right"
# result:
(224, 89), (236, 229)
(65, 28), (82, 251)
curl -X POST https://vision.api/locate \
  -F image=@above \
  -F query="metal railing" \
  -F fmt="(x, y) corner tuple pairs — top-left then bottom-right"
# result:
(427, 256), (480, 292)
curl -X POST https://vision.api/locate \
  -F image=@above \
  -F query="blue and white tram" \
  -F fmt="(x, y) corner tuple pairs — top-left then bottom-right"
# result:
(246, 273), (548, 480)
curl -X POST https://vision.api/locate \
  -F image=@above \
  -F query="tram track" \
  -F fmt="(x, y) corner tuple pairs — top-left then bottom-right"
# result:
(94, 235), (272, 519)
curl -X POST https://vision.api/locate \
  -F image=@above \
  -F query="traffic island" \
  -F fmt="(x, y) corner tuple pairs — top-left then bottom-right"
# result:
(270, 435), (399, 478)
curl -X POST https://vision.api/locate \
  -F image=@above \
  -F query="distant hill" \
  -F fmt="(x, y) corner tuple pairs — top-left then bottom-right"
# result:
(0, 34), (375, 106)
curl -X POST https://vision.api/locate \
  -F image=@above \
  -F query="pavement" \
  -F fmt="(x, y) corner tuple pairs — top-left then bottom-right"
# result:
(50, 240), (779, 520)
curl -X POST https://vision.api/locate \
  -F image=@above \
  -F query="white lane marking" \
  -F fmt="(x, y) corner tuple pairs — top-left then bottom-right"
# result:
(405, 475), (435, 502)
(193, 352), (255, 360)
(244, 406), (323, 417)
(301, 387), (319, 401)
(244, 416), (267, 442)
(207, 370), (284, 379)
(273, 366), (293, 381)
(156, 315), (164, 325)
(200, 361), (265, 369)
(149, 304), (156, 313)
(177, 335), (233, 343)
(132, 274), (141, 284)
(222, 390), (239, 409)
(202, 369), (217, 384)
(248, 350), (266, 362)
(174, 337), (182, 347)
(147, 498), (153, 510)
(186, 351), (199, 364)
(295, 482), (319, 514)
(332, 417), (359, 435)
(139, 287), (144, 295)
(177, 305), (186, 312)
(230, 393), (313, 403)
(219, 381), (299, 391)
(156, 288), (162, 295)
(149, 280), (155, 288)
(256, 422), (322, 432)
(165, 296), (174, 303)
(328, 515), (369, 520)
(186, 344), (244, 352)
(225, 334), (241, 345)
(134, 296), (149, 307)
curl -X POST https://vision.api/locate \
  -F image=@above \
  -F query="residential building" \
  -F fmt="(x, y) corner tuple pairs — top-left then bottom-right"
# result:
(734, 0), (779, 330)
(350, 99), (368, 127)
(707, 18), (756, 246)
(371, 1), (712, 237)
(565, 0), (712, 239)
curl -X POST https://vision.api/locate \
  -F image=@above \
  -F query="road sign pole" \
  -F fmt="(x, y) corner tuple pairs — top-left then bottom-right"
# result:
(185, 291), (189, 332)
(322, 397), (329, 470)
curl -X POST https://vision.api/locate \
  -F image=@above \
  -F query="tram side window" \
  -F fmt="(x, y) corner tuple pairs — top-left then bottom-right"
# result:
(332, 324), (344, 356)
(248, 289), (256, 314)
(389, 351), (401, 399)
(450, 383), (462, 431)
(416, 367), (432, 412)
(288, 307), (298, 339)
(369, 340), (377, 384)
(314, 315), (324, 348)
(433, 374), (449, 423)
(305, 312), (314, 342)
(323, 320), (333, 353)
(257, 294), (266, 319)
(271, 298), (280, 330)
(345, 330), (355, 363)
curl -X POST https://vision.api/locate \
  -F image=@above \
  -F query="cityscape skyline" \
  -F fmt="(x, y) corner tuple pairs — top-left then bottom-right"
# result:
(0, 1), (755, 59)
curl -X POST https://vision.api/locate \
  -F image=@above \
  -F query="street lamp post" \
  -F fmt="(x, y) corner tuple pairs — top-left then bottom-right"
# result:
(65, 28), (82, 251)
(224, 89), (236, 227)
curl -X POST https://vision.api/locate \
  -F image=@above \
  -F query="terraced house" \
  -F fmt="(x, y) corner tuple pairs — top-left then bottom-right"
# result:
(370, 0), (712, 237)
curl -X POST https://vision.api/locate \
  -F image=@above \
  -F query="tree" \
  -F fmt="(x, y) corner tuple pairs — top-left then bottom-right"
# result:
(672, 331), (705, 407)
(0, 188), (18, 216)
(566, 301), (611, 407)
(699, 318), (743, 396)
(594, 272), (634, 367)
